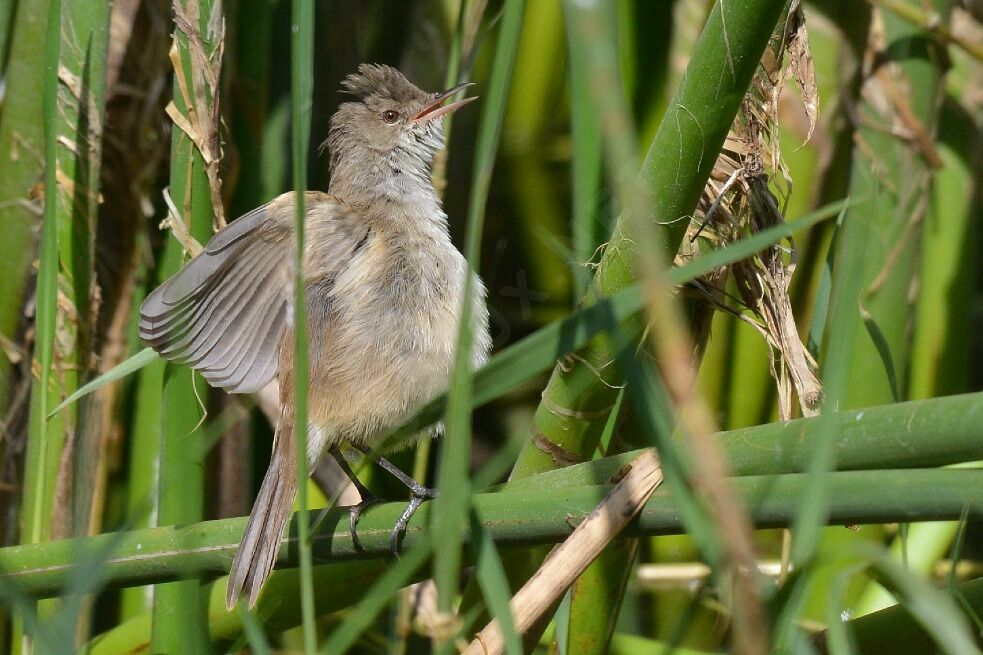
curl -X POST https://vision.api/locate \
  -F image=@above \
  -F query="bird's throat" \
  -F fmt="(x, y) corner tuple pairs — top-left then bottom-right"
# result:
(329, 147), (441, 214)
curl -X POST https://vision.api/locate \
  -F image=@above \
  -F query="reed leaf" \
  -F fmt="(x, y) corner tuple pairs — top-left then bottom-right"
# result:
(49, 348), (157, 417)
(564, 0), (603, 301)
(25, 0), (61, 550)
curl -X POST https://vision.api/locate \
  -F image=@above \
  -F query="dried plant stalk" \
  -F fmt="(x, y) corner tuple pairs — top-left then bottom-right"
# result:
(461, 450), (663, 655)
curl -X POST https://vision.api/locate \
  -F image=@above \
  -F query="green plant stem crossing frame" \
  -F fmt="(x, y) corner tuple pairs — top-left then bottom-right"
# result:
(1, 391), (980, 598)
(0, 468), (977, 600)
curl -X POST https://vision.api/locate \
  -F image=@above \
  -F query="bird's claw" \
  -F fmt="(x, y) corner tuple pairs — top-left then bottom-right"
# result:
(348, 493), (382, 552)
(389, 485), (437, 558)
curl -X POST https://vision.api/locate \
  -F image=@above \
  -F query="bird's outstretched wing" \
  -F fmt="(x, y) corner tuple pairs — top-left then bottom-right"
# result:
(139, 191), (358, 393)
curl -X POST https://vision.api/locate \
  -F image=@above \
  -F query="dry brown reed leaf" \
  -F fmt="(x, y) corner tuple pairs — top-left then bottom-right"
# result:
(678, 3), (824, 420)
(168, 0), (226, 228)
(461, 450), (663, 655)
(160, 186), (204, 257)
(775, 2), (819, 145)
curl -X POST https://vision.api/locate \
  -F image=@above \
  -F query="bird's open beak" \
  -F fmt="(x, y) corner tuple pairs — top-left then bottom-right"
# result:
(412, 82), (477, 122)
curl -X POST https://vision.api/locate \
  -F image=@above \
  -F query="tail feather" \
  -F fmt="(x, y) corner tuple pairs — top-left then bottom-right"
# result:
(226, 419), (297, 609)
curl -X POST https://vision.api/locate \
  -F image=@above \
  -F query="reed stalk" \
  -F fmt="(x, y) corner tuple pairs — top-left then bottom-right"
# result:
(149, 1), (223, 650)
(2, 389), (978, 597)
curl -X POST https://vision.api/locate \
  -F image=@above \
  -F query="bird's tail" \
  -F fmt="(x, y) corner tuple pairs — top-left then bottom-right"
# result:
(226, 413), (297, 609)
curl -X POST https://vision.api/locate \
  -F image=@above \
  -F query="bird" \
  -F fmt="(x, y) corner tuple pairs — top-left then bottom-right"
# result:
(139, 63), (491, 609)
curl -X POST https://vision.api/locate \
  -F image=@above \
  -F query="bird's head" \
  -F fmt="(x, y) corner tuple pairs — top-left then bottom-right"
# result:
(324, 64), (476, 201)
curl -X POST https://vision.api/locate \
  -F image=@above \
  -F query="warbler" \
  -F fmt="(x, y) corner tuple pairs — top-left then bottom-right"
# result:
(140, 64), (490, 608)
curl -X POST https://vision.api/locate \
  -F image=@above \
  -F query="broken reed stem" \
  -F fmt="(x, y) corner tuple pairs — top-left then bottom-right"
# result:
(461, 449), (663, 655)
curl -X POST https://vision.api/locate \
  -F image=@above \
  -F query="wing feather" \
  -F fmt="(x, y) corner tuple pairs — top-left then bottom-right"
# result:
(140, 199), (292, 392)
(153, 243), (278, 362)
(197, 271), (287, 389)
(140, 191), (361, 394)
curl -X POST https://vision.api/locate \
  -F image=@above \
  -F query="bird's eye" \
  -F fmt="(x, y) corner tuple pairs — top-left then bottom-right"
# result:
(381, 110), (400, 124)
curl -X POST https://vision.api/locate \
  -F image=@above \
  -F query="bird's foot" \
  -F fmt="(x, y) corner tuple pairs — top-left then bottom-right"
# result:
(390, 485), (438, 557)
(346, 444), (438, 556)
(347, 491), (383, 552)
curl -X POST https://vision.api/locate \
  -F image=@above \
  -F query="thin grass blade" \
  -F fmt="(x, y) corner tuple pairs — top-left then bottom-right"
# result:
(432, 0), (526, 612)
(289, 0), (316, 650)
(48, 348), (158, 417)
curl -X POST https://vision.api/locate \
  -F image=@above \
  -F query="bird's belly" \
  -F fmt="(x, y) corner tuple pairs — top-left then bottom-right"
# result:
(307, 271), (464, 446)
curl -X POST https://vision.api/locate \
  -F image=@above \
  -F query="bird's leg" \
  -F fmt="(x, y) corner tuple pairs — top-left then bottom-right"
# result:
(329, 445), (381, 551)
(351, 444), (438, 556)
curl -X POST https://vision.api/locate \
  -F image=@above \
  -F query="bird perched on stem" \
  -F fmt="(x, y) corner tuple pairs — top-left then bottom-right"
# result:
(139, 64), (490, 609)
